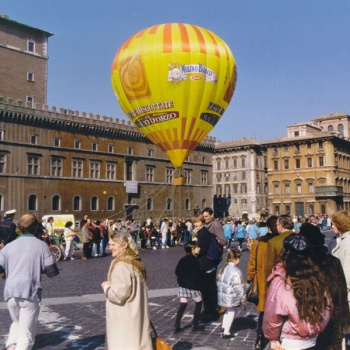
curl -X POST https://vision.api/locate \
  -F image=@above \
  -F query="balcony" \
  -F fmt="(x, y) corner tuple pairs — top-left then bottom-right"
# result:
(315, 186), (343, 198)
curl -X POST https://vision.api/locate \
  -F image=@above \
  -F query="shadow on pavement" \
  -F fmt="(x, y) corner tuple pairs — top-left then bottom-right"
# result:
(231, 314), (257, 332)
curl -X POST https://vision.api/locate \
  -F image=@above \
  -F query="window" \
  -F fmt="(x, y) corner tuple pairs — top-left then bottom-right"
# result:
(91, 196), (99, 211)
(72, 159), (83, 178)
(146, 166), (154, 182)
(30, 134), (38, 145)
(285, 205), (291, 215)
(241, 184), (247, 194)
(274, 184), (280, 194)
(74, 140), (81, 149)
(92, 142), (98, 151)
(73, 195), (82, 211)
(216, 185), (222, 195)
(27, 155), (40, 175)
(224, 184), (230, 196)
(233, 158), (237, 168)
(284, 159), (289, 170)
(295, 144), (300, 152)
(233, 184), (238, 194)
(241, 198), (247, 205)
(0, 153), (6, 174)
(184, 170), (192, 185)
(307, 143), (312, 149)
(27, 40), (35, 52)
(296, 159), (301, 169)
(127, 147), (133, 155)
(318, 141), (323, 150)
(241, 157), (246, 168)
(233, 198), (238, 205)
(107, 196), (115, 211)
(54, 138), (61, 147)
(274, 206), (280, 215)
(319, 157), (324, 167)
(256, 183), (261, 194)
(106, 162), (116, 180)
(216, 159), (221, 170)
(327, 125), (334, 132)
(0, 194), (3, 211)
(166, 198), (172, 210)
(185, 199), (190, 210)
(166, 169), (173, 183)
(26, 96), (34, 107)
(308, 183), (314, 193)
(338, 124), (344, 137)
(146, 197), (153, 211)
(216, 173), (222, 182)
(284, 145), (288, 151)
(0, 130), (4, 140)
(90, 161), (100, 179)
(294, 131), (299, 137)
(108, 144), (115, 153)
(307, 158), (312, 168)
(52, 195), (61, 211)
(242, 170), (246, 180)
(273, 146), (278, 155)
(225, 158), (229, 169)
(297, 184), (302, 194)
(224, 172), (230, 181)
(28, 194), (37, 211)
(27, 72), (34, 82)
(125, 160), (133, 181)
(201, 171), (208, 185)
(147, 149), (153, 157)
(274, 161), (278, 170)
(51, 157), (63, 177)
(285, 184), (290, 194)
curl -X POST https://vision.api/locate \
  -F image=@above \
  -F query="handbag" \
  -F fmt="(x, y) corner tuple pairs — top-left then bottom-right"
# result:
(151, 321), (172, 350)
(246, 241), (259, 305)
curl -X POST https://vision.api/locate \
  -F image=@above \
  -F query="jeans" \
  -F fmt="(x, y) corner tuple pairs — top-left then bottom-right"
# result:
(6, 297), (41, 350)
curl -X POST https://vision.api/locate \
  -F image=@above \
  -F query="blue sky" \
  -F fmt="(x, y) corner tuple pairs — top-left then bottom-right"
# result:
(2, 1), (350, 142)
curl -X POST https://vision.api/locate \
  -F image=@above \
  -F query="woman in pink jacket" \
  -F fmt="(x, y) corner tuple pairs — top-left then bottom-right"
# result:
(263, 233), (333, 350)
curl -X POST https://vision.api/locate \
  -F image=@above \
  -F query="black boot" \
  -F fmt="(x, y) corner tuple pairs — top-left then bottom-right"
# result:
(192, 301), (205, 330)
(174, 302), (187, 333)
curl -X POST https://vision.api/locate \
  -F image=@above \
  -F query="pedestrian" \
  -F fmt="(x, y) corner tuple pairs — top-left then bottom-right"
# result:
(160, 218), (170, 249)
(63, 221), (76, 261)
(216, 249), (245, 339)
(139, 223), (148, 250)
(173, 241), (203, 332)
(247, 215), (279, 349)
(194, 213), (220, 324)
(263, 233), (333, 350)
(0, 213), (59, 349)
(81, 219), (93, 260)
(44, 216), (54, 245)
(265, 214), (294, 279)
(223, 220), (234, 249)
(100, 219), (109, 256)
(235, 220), (246, 251)
(101, 230), (152, 350)
(92, 221), (102, 257)
(0, 209), (17, 250)
(246, 219), (258, 250)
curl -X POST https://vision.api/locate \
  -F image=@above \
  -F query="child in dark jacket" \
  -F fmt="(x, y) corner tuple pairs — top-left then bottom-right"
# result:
(174, 242), (204, 332)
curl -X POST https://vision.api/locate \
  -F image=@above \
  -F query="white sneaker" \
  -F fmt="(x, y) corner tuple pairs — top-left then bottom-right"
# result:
(162, 246), (165, 249)
(166, 246), (170, 249)
(153, 246), (156, 250)
(70, 257), (75, 260)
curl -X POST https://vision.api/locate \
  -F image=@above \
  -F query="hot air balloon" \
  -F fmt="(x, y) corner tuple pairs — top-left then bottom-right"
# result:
(111, 23), (237, 173)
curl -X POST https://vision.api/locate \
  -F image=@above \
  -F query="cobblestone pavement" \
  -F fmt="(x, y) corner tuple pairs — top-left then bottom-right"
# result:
(0, 291), (262, 349)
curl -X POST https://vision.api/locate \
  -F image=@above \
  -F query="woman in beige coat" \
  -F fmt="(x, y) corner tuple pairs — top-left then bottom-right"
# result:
(101, 230), (152, 350)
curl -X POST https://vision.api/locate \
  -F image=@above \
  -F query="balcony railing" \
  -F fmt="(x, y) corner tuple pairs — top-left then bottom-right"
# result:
(315, 186), (343, 198)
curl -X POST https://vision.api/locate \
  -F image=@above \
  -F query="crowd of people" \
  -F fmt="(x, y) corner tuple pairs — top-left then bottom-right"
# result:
(1, 208), (350, 349)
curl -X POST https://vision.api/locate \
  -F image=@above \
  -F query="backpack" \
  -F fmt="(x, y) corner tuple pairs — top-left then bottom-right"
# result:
(206, 233), (224, 266)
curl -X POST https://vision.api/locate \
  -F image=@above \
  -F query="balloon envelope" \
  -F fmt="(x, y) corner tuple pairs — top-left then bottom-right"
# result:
(111, 23), (237, 168)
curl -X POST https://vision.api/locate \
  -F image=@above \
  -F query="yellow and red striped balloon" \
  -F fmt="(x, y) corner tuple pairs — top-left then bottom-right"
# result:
(111, 23), (237, 168)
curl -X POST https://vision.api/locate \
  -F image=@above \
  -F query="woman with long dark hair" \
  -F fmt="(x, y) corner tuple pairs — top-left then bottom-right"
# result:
(263, 233), (332, 350)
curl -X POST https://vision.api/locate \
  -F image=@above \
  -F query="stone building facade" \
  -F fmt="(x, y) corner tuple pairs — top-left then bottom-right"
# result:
(0, 97), (214, 222)
(263, 114), (350, 216)
(213, 138), (268, 219)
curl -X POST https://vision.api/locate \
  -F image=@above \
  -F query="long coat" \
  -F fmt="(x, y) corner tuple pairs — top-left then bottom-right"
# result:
(247, 232), (278, 312)
(105, 259), (152, 350)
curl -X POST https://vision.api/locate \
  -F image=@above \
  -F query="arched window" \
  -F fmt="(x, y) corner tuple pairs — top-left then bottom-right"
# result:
(107, 196), (114, 211)
(52, 195), (61, 211)
(73, 195), (81, 211)
(147, 197), (153, 211)
(185, 198), (190, 210)
(166, 198), (172, 210)
(338, 123), (344, 137)
(91, 196), (99, 211)
(327, 125), (334, 132)
(28, 194), (37, 211)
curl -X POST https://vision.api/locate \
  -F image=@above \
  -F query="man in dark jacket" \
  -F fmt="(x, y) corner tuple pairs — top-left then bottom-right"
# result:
(0, 209), (17, 249)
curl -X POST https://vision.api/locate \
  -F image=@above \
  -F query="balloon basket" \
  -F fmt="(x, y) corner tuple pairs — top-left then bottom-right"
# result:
(173, 176), (186, 186)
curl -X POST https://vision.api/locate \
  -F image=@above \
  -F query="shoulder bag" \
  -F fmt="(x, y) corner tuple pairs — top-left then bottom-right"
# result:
(246, 241), (259, 305)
